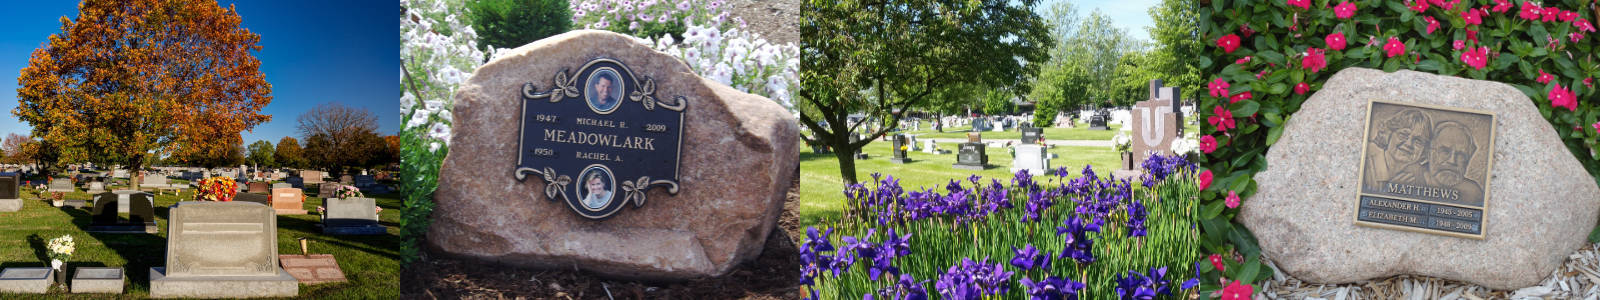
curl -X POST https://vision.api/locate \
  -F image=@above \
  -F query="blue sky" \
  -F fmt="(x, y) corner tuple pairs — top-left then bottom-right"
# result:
(0, 0), (397, 146)
(1052, 0), (1161, 43)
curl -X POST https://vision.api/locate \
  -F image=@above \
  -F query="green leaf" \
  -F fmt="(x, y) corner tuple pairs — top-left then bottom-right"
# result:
(1266, 123), (1286, 145)
(1231, 100), (1260, 116)
(1236, 256), (1261, 283)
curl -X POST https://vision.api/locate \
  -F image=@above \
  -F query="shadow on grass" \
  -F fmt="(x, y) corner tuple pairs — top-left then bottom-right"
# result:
(276, 214), (401, 262)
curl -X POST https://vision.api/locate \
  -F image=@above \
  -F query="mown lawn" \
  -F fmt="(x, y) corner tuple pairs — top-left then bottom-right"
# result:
(0, 179), (399, 299)
(797, 139), (1122, 228)
(895, 121), (1125, 141)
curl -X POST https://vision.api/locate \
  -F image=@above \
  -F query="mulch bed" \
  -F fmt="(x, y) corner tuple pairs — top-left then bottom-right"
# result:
(401, 175), (804, 300)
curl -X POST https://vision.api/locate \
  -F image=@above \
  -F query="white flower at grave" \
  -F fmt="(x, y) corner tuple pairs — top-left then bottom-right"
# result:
(1170, 132), (1199, 155)
(1112, 131), (1132, 151)
(428, 123), (452, 145)
(407, 109), (433, 129)
(400, 92), (417, 115)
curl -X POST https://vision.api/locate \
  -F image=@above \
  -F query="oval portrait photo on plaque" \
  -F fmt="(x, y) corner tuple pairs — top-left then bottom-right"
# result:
(1355, 100), (1496, 239)
(515, 58), (686, 220)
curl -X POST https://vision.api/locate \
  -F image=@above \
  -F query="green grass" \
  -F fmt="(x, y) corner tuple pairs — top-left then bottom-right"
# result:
(897, 121), (1124, 141)
(0, 181), (400, 299)
(798, 139), (1121, 228)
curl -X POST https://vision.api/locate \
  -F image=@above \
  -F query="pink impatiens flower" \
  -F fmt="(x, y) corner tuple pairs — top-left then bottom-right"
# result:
(1459, 46), (1489, 70)
(1209, 105), (1236, 132)
(1542, 7), (1560, 22)
(1550, 83), (1577, 111)
(1537, 69), (1554, 84)
(1199, 169), (1214, 190)
(1218, 34), (1241, 53)
(1572, 32), (1585, 42)
(1200, 135), (1217, 154)
(1452, 40), (1466, 50)
(1593, 122), (1600, 134)
(1225, 190), (1240, 208)
(1577, 19), (1597, 32)
(1409, 0), (1429, 12)
(1384, 37), (1406, 57)
(1326, 32), (1346, 50)
(1462, 7), (1483, 25)
(1334, 1), (1357, 18)
(1209, 78), (1231, 98)
(1519, 2), (1541, 21)
(1230, 91), (1253, 104)
(1222, 280), (1253, 300)
(1209, 254), (1226, 271)
(1302, 48), (1327, 73)
(1425, 16), (1440, 34)
(1585, 77), (1594, 87)
(1286, 0), (1309, 9)
(1560, 10), (1578, 22)
(1492, 0), (1512, 13)
(1295, 82), (1310, 95)
(1236, 56), (1253, 64)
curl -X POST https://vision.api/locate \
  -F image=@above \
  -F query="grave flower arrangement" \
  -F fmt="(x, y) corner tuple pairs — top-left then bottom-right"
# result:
(1198, 0), (1600, 295)
(46, 235), (74, 270)
(334, 184), (364, 199)
(194, 176), (237, 202)
(801, 153), (1202, 299)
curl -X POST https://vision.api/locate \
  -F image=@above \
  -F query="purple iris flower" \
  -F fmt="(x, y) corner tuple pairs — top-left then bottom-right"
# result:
(1020, 276), (1085, 300)
(1009, 244), (1051, 271)
(1126, 199), (1148, 238)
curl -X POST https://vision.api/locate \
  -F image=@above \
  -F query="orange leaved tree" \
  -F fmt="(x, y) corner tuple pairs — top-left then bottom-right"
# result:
(13, 0), (271, 175)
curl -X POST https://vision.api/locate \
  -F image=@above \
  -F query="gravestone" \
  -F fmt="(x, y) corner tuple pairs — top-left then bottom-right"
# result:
(301, 171), (323, 185)
(285, 176), (304, 188)
(235, 193), (271, 206)
(972, 118), (993, 132)
(272, 183), (292, 189)
(248, 181), (271, 194)
(849, 135), (868, 159)
(271, 188), (306, 215)
(889, 134), (911, 164)
(1239, 68), (1600, 290)
(1020, 126), (1043, 145)
(1129, 80), (1179, 168)
(279, 254), (347, 284)
(353, 175), (376, 188)
(112, 169), (128, 179)
(952, 142), (989, 170)
(150, 202), (297, 298)
(318, 183), (342, 198)
(921, 139), (942, 154)
(1010, 145), (1050, 176)
(88, 191), (157, 233)
(430, 30), (799, 280)
(0, 173), (19, 212)
(0, 268), (51, 294)
(86, 182), (105, 194)
(339, 175), (353, 184)
(322, 197), (385, 235)
(140, 174), (170, 189)
(1088, 110), (1110, 130)
(47, 178), (74, 193)
(71, 267), (123, 294)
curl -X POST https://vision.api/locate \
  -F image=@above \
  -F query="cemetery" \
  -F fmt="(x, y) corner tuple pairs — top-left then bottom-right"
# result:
(1196, 0), (1600, 298)
(0, 167), (401, 297)
(0, 0), (402, 297)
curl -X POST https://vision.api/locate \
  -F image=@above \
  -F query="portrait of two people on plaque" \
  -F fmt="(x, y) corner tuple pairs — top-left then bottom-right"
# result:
(1360, 101), (1494, 207)
(577, 68), (623, 210)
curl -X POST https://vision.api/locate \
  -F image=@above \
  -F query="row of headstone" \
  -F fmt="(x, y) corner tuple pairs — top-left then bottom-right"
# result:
(953, 132), (990, 170)
(0, 173), (19, 212)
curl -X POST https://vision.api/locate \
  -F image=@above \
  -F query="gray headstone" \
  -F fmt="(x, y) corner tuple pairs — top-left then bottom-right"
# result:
(48, 178), (74, 193)
(323, 197), (378, 227)
(272, 183), (291, 189)
(1009, 144), (1050, 176)
(0, 267), (52, 294)
(71, 267), (124, 294)
(952, 143), (989, 170)
(164, 201), (279, 277)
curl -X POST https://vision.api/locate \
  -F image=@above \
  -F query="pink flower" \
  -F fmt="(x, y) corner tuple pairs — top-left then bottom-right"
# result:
(1209, 78), (1231, 98)
(1222, 280), (1253, 300)
(1593, 122), (1600, 134)
(1199, 169), (1214, 190)
(1467, 29), (1479, 42)
(1209, 105), (1236, 132)
(1492, 0), (1512, 13)
(1409, 0), (1429, 12)
(1537, 69), (1554, 84)
(1462, 8), (1482, 25)
(1542, 7), (1560, 22)
(1578, 19), (1597, 32)
(1432, 0), (1459, 10)
(1239, 24), (1256, 37)
(1326, 32), (1347, 50)
(1286, 0), (1309, 10)
(1572, 32), (1585, 42)
(1519, 2), (1541, 21)
(1334, 1), (1357, 18)
(1225, 191), (1240, 208)
(1425, 16), (1440, 34)
(1460, 46), (1489, 70)
(1200, 135), (1218, 154)
(1230, 91), (1253, 104)
(1294, 82), (1310, 95)
(1452, 40), (1466, 50)
(1302, 48), (1327, 73)
(1384, 37), (1406, 57)
(1585, 77), (1593, 87)
(1209, 254), (1226, 271)
(1561, 10), (1578, 22)
(1236, 56), (1253, 64)
(1218, 34), (1241, 53)
(1550, 83), (1577, 111)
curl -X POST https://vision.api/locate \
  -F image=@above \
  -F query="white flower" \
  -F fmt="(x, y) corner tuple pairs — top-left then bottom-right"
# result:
(400, 92), (417, 114)
(429, 142), (441, 152)
(428, 123), (452, 145)
(407, 109), (434, 129)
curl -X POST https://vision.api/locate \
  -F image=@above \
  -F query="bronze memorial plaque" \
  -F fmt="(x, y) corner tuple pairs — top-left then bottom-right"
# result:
(1355, 100), (1496, 239)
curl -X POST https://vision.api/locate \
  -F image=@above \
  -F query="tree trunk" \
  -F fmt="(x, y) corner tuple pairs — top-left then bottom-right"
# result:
(833, 140), (859, 184)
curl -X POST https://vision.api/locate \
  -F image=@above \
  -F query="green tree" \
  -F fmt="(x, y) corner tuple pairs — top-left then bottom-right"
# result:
(246, 140), (275, 167)
(467, 0), (571, 52)
(980, 89), (1017, 115)
(274, 136), (306, 169)
(1145, 0), (1203, 103)
(801, 0), (1052, 183)
(1030, 5), (1141, 126)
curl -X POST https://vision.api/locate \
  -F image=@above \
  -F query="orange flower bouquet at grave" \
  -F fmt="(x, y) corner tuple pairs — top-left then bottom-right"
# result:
(194, 176), (238, 202)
